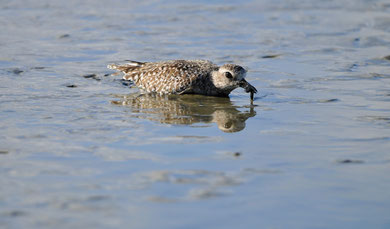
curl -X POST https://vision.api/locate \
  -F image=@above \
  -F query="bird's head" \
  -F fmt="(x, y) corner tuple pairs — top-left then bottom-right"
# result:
(212, 64), (257, 96)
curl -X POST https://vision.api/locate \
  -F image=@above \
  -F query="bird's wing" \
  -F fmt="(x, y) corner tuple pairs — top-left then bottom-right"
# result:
(123, 60), (215, 94)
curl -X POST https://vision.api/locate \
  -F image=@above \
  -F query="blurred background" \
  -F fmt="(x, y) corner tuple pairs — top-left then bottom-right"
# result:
(1, 0), (390, 228)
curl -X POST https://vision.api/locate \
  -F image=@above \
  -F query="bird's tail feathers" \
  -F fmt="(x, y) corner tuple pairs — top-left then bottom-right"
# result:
(107, 60), (146, 73)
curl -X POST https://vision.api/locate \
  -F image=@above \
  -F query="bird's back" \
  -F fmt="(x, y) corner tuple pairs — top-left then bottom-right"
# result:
(108, 60), (218, 94)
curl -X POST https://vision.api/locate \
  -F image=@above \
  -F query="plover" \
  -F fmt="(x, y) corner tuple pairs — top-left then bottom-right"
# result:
(107, 60), (257, 100)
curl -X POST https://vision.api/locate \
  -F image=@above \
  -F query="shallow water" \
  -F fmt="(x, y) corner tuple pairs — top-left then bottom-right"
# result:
(1, 0), (390, 228)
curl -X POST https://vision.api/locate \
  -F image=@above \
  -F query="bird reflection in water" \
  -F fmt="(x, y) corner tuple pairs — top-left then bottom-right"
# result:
(111, 93), (256, 133)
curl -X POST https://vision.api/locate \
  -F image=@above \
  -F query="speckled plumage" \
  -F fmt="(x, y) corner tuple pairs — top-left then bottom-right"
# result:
(107, 59), (257, 98)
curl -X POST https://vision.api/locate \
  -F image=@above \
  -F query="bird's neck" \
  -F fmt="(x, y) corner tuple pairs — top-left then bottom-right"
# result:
(210, 71), (236, 96)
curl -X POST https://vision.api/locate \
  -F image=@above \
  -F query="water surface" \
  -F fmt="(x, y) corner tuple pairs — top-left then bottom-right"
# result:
(1, 0), (390, 228)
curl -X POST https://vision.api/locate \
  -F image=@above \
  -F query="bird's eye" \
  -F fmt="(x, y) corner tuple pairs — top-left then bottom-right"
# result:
(224, 121), (232, 129)
(224, 72), (233, 79)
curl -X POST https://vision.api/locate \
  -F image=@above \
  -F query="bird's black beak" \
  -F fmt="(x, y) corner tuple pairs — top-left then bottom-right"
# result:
(238, 79), (257, 101)
(239, 79), (257, 94)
